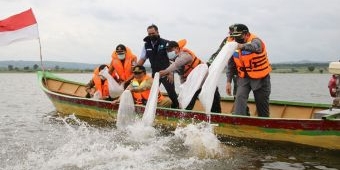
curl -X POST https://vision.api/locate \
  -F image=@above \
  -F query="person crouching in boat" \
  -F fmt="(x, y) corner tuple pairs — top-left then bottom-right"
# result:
(125, 65), (172, 107)
(159, 41), (221, 113)
(85, 64), (113, 101)
(108, 44), (137, 89)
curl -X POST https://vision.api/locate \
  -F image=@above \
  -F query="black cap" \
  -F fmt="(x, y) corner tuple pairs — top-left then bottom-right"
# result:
(116, 44), (126, 52)
(133, 65), (146, 73)
(166, 41), (179, 49)
(231, 24), (249, 37)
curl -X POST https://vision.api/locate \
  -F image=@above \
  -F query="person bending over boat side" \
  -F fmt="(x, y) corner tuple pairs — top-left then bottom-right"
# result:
(108, 44), (137, 89)
(159, 41), (221, 113)
(85, 64), (114, 101)
(230, 24), (272, 117)
(118, 65), (172, 108)
(136, 24), (179, 108)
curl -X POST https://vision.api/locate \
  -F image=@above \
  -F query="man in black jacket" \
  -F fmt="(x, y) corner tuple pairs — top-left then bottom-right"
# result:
(137, 24), (179, 108)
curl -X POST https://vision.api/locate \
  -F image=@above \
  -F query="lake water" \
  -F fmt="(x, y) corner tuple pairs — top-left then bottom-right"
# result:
(0, 73), (339, 170)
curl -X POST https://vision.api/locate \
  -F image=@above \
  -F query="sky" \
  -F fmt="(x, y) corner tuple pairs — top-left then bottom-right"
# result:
(0, 0), (339, 64)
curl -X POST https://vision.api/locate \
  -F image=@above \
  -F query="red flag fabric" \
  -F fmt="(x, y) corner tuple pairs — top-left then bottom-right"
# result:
(0, 8), (39, 46)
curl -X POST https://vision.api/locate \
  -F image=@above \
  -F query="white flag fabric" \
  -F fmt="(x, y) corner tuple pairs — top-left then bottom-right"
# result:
(0, 8), (39, 46)
(198, 42), (238, 113)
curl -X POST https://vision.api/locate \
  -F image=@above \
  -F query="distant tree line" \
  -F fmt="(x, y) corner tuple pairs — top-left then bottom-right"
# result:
(3, 64), (93, 73)
(271, 63), (328, 73)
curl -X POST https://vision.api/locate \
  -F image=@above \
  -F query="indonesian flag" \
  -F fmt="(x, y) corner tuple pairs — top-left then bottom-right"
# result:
(0, 8), (39, 46)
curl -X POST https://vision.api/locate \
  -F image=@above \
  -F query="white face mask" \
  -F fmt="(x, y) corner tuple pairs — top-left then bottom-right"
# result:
(118, 54), (126, 60)
(167, 51), (177, 60)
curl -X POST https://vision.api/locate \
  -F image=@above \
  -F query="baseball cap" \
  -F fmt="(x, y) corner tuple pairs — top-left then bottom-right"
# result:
(133, 65), (146, 74)
(231, 24), (249, 37)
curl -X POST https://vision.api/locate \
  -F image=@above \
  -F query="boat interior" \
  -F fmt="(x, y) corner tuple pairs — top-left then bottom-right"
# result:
(43, 77), (332, 120)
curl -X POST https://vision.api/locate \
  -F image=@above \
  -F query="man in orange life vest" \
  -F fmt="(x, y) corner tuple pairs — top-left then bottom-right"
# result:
(85, 64), (112, 100)
(126, 65), (172, 108)
(230, 24), (272, 117)
(109, 44), (137, 89)
(159, 41), (221, 113)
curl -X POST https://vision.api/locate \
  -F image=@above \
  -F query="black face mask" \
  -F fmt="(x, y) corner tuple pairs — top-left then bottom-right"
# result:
(234, 36), (245, 44)
(149, 35), (160, 41)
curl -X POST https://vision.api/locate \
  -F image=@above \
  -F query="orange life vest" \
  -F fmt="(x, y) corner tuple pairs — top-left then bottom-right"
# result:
(110, 47), (137, 81)
(176, 39), (203, 78)
(178, 39), (187, 48)
(233, 33), (271, 79)
(131, 75), (164, 104)
(93, 66), (104, 79)
(92, 67), (110, 98)
(181, 48), (202, 78)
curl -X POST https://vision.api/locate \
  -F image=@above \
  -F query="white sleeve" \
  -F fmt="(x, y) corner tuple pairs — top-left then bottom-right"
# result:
(140, 46), (147, 60)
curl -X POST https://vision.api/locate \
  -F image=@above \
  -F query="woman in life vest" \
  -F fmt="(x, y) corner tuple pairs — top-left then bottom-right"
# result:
(126, 65), (172, 108)
(109, 44), (137, 88)
(230, 24), (271, 117)
(85, 64), (112, 100)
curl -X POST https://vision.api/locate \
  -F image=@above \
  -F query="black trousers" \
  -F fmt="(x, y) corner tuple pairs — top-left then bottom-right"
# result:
(186, 87), (221, 113)
(159, 76), (179, 108)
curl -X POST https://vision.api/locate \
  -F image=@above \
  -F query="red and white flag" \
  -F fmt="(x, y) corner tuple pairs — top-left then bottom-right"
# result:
(0, 8), (39, 46)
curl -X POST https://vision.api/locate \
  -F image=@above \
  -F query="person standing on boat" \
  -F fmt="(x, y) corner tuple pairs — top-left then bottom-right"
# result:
(159, 41), (222, 113)
(108, 44), (137, 89)
(125, 65), (172, 108)
(230, 24), (272, 117)
(136, 24), (179, 108)
(85, 64), (112, 100)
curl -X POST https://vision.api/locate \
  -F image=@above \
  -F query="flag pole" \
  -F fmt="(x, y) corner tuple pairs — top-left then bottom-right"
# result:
(38, 37), (45, 72)
(36, 22), (47, 84)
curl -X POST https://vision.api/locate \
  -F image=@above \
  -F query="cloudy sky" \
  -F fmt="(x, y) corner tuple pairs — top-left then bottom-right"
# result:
(1, 0), (339, 64)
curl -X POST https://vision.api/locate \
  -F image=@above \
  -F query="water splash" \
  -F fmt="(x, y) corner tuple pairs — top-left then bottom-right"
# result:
(116, 90), (136, 130)
(174, 122), (226, 159)
(4, 115), (238, 170)
(125, 120), (158, 144)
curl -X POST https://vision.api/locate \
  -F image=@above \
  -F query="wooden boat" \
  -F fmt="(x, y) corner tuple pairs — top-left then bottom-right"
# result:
(37, 71), (340, 150)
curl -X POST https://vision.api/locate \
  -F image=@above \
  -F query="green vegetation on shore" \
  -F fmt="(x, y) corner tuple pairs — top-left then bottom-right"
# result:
(270, 62), (329, 73)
